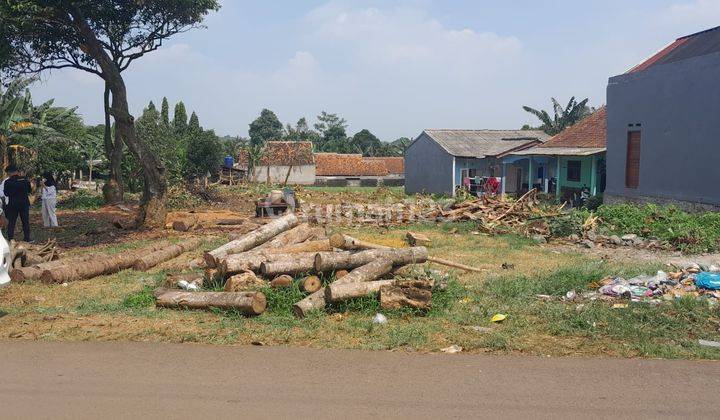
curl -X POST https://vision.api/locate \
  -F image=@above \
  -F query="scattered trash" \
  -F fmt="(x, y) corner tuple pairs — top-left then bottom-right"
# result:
(491, 313), (507, 323)
(251, 341), (265, 346)
(441, 345), (463, 354)
(695, 272), (720, 290)
(61, 282), (68, 287)
(565, 290), (577, 300)
(698, 339), (720, 349)
(501, 263), (515, 270)
(612, 303), (628, 309)
(372, 313), (388, 325)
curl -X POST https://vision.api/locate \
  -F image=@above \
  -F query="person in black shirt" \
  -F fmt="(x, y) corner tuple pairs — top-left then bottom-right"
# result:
(3, 166), (32, 242)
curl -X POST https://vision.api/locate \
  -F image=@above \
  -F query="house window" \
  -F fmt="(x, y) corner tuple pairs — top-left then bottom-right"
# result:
(626, 131), (641, 188)
(567, 160), (581, 182)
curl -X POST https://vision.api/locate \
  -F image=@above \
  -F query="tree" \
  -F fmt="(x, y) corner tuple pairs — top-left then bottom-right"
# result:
(186, 129), (222, 181)
(188, 111), (201, 134)
(1, 1), (221, 227)
(76, 132), (104, 182)
(173, 101), (188, 135)
(248, 108), (283, 147)
(522, 97), (592, 136)
(137, 99), (185, 183)
(350, 129), (383, 156)
(314, 111), (347, 136)
(160, 97), (170, 128)
(283, 117), (319, 142)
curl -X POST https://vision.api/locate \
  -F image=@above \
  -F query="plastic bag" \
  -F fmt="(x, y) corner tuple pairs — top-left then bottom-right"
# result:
(695, 272), (720, 290)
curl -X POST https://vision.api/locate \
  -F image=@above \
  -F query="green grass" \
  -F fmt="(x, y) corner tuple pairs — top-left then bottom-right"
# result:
(594, 203), (720, 253)
(57, 190), (105, 210)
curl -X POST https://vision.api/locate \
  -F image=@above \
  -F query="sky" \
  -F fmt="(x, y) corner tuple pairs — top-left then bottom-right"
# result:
(29, 0), (720, 141)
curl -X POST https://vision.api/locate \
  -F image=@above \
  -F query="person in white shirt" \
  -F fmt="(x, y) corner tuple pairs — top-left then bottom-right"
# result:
(41, 172), (58, 228)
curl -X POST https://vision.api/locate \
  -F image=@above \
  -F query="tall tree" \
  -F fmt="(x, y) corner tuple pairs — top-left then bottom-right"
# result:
(173, 101), (188, 135)
(188, 111), (201, 134)
(248, 108), (282, 147)
(522, 97), (592, 136)
(160, 97), (170, 128)
(350, 129), (383, 156)
(0, 1), (221, 227)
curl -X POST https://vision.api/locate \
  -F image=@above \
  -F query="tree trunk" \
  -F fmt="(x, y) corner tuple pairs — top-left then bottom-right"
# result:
(256, 223), (317, 250)
(259, 253), (316, 276)
(380, 279), (433, 310)
(313, 247), (428, 273)
(72, 13), (165, 227)
(154, 289), (267, 315)
(88, 163), (94, 182)
(204, 213), (299, 268)
(270, 274), (294, 288)
(326, 279), (395, 303)
(132, 237), (203, 271)
(220, 241), (331, 275)
(329, 233), (390, 250)
(324, 259), (394, 302)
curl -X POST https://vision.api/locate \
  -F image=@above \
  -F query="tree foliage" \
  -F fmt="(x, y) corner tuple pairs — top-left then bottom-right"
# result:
(248, 108), (283, 147)
(522, 97), (593, 136)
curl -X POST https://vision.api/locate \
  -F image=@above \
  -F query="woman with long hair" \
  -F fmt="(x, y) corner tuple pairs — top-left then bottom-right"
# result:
(41, 172), (58, 228)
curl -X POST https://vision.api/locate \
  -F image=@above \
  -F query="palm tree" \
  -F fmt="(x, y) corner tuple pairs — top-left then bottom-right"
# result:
(0, 78), (36, 174)
(523, 97), (593, 136)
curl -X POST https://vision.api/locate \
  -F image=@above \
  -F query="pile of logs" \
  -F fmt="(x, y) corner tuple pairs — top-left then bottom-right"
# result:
(10, 237), (204, 284)
(173, 212), (478, 318)
(11, 239), (60, 269)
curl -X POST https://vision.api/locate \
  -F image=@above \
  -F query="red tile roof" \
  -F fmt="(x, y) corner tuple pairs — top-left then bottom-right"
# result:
(315, 153), (393, 176)
(237, 141), (314, 167)
(539, 107), (606, 149)
(364, 157), (404, 174)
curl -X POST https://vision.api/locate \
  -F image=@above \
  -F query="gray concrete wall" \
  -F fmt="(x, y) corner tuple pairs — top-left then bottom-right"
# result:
(606, 51), (720, 206)
(252, 165), (316, 185)
(404, 132), (454, 195)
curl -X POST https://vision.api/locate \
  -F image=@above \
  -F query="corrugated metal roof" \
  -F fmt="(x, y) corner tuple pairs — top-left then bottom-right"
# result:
(423, 129), (550, 158)
(538, 107), (606, 149)
(509, 147), (606, 157)
(629, 25), (720, 73)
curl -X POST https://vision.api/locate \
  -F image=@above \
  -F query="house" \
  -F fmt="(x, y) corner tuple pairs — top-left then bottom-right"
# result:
(404, 129), (549, 195)
(505, 107), (606, 201)
(605, 26), (720, 210)
(237, 141), (315, 185)
(314, 153), (405, 187)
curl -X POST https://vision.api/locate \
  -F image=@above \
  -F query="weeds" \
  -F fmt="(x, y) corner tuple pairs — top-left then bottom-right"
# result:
(58, 190), (105, 210)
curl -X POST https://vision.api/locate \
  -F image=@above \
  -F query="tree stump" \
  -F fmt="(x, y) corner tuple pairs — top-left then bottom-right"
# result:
(406, 231), (431, 247)
(380, 279), (433, 310)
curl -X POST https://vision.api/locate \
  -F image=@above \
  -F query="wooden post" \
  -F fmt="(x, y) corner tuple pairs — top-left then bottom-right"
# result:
(555, 157), (561, 198)
(500, 162), (506, 197)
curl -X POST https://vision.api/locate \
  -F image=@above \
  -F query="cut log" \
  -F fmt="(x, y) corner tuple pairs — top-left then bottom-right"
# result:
(256, 223), (316, 250)
(380, 279), (433, 310)
(172, 215), (198, 232)
(301, 275), (322, 293)
(331, 233), (481, 273)
(40, 242), (171, 284)
(216, 218), (247, 226)
(270, 274), (294, 288)
(324, 259), (394, 302)
(260, 253), (317, 276)
(165, 272), (205, 288)
(204, 213), (299, 267)
(224, 271), (266, 292)
(335, 270), (348, 279)
(326, 279), (394, 302)
(155, 289), (266, 315)
(10, 259), (67, 282)
(314, 247), (428, 273)
(292, 289), (327, 318)
(406, 231), (431, 247)
(329, 233), (390, 250)
(220, 241), (331, 275)
(133, 238), (203, 271)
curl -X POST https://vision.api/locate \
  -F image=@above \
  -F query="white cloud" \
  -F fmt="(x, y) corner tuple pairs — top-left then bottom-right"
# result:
(658, 0), (720, 28)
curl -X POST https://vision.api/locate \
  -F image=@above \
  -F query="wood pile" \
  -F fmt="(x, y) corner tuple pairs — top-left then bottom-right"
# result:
(426, 189), (561, 235)
(11, 239), (60, 269)
(165, 210), (259, 233)
(167, 213), (479, 318)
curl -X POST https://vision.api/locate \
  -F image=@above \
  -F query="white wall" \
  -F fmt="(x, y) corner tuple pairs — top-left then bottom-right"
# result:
(251, 165), (316, 185)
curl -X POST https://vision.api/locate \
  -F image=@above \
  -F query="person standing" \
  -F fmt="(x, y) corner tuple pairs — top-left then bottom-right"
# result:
(41, 172), (58, 228)
(4, 166), (32, 242)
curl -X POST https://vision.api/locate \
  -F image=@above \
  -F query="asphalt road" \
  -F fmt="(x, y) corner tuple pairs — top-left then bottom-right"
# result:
(1, 341), (719, 419)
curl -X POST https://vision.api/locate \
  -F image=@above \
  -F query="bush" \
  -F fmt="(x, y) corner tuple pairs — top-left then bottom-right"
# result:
(596, 203), (720, 253)
(57, 190), (104, 210)
(549, 211), (588, 237)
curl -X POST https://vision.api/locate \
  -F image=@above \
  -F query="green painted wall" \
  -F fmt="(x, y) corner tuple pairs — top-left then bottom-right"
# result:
(558, 156), (593, 189)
